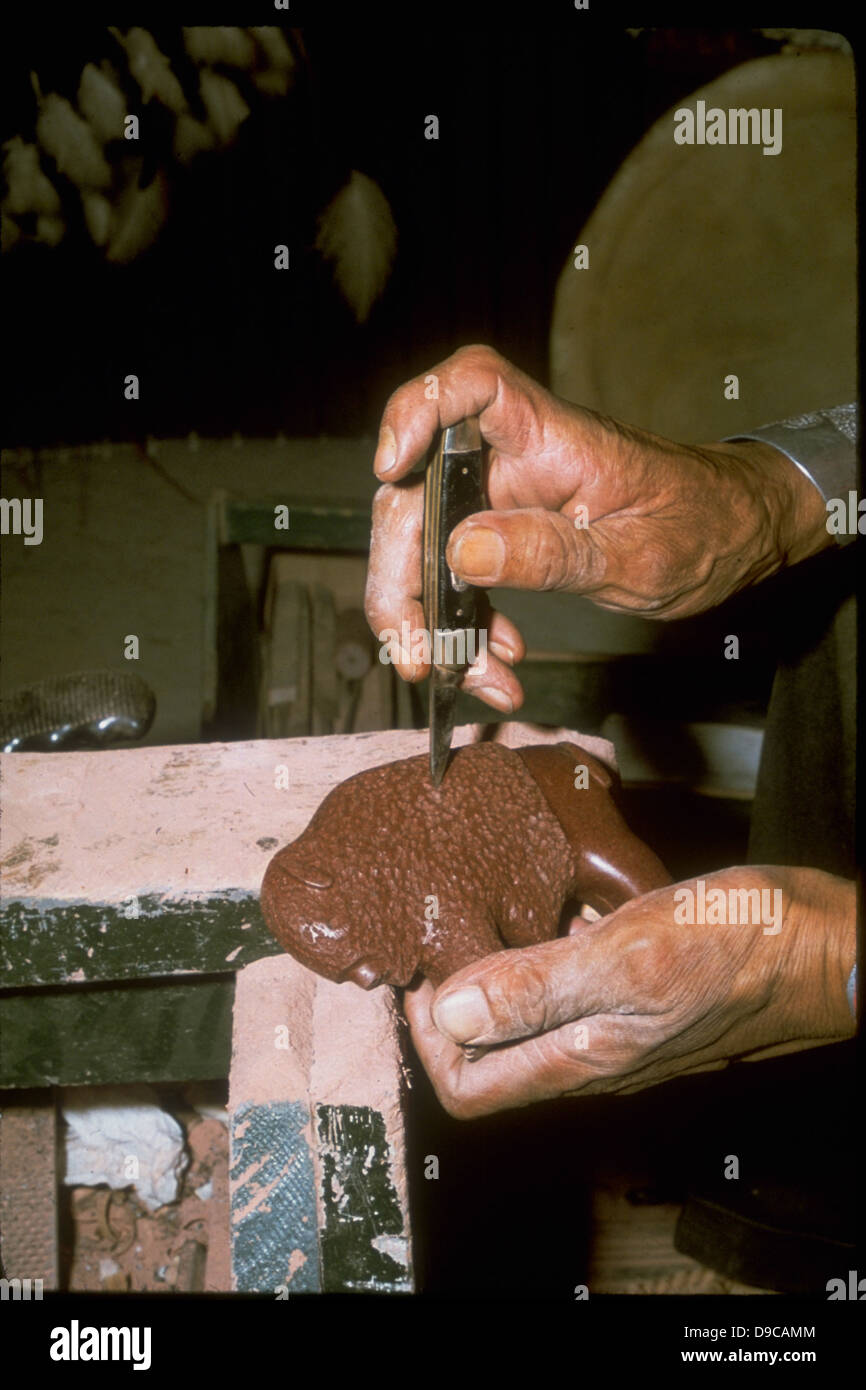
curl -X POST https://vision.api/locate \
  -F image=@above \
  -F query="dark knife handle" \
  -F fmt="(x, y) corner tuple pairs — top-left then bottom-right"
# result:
(422, 419), (486, 671)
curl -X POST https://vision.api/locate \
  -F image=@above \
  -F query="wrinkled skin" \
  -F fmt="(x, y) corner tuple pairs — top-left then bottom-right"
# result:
(364, 344), (831, 714)
(260, 741), (669, 989)
(406, 867), (856, 1118)
(358, 345), (852, 1112)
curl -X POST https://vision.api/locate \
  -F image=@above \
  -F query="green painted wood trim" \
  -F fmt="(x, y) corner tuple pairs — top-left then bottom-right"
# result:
(0, 977), (233, 1088)
(2, 890), (282, 990)
(223, 500), (372, 551)
(230, 1100), (321, 1294)
(317, 1104), (412, 1293)
(202, 492), (221, 726)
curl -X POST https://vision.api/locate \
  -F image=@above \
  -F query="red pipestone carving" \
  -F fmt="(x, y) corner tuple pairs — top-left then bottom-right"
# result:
(261, 742), (670, 988)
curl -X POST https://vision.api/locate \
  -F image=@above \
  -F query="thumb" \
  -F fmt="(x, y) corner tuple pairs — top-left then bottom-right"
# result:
(446, 508), (604, 592)
(431, 934), (620, 1046)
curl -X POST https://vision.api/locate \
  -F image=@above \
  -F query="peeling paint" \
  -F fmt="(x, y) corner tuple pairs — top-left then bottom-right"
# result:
(3, 890), (279, 988)
(371, 1234), (409, 1268)
(316, 1104), (412, 1293)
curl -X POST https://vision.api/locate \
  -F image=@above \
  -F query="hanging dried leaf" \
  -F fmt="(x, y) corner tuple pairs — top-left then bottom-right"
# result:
(174, 113), (217, 165)
(1, 213), (22, 251)
(183, 27), (256, 68)
(109, 28), (187, 114)
(199, 70), (250, 146)
(105, 167), (168, 263)
(81, 190), (112, 246)
(249, 25), (295, 94)
(78, 63), (126, 142)
(34, 82), (111, 189)
(3, 137), (61, 215)
(35, 213), (65, 246)
(251, 68), (293, 98)
(315, 170), (397, 323)
(249, 27), (294, 71)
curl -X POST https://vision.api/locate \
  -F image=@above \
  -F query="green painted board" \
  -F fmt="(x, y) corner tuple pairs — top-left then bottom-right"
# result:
(228, 1102), (412, 1294)
(2, 890), (281, 990)
(0, 977), (233, 1088)
(223, 500), (372, 552)
(317, 1104), (412, 1293)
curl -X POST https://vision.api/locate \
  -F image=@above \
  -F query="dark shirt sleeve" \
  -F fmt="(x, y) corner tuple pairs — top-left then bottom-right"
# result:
(725, 404), (858, 547)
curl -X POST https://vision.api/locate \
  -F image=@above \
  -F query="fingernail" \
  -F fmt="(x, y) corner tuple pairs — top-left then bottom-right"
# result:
(453, 527), (506, 581)
(433, 986), (493, 1043)
(488, 639), (515, 665)
(475, 686), (513, 713)
(376, 425), (397, 474)
(398, 646), (418, 681)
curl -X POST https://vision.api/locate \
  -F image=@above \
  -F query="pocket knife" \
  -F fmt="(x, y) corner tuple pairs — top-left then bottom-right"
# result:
(422, 417), (487, 786)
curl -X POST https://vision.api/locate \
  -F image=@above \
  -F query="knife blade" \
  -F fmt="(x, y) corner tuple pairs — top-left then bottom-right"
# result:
(422, 417), (487, 786)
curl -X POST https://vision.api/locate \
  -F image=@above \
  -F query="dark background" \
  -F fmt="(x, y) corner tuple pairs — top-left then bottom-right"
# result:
(2, 18), (785, 447)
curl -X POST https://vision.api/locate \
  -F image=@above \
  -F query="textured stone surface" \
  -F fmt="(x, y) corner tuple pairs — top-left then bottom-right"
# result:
(262, 743), (573, 988)
(261, 741), (671, 988)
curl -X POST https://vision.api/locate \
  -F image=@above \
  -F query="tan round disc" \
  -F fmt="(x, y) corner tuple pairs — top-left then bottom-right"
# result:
(550, 51), (856, 443)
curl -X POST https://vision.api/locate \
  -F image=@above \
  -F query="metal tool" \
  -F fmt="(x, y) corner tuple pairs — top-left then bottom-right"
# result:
(422, 417), (486, 786)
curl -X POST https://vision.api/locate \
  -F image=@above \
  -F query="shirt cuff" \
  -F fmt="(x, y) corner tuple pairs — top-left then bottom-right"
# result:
(724, 405), (858, 547)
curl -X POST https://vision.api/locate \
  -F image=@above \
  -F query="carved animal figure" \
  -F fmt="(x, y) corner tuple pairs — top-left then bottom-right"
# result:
(260, 741), (671, 988)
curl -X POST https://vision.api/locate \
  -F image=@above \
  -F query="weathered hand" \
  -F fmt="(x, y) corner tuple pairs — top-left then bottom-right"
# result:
(404, 866), (855, 1118)
(365, 345), (830, 711)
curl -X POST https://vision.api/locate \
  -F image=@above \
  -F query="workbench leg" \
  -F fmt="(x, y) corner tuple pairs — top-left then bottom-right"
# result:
(229, 957), (413, 1294)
